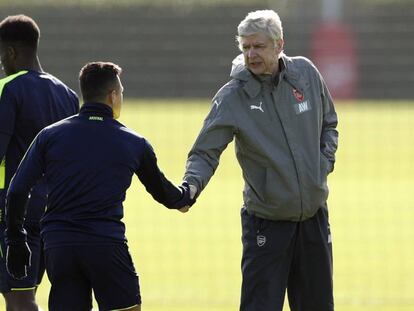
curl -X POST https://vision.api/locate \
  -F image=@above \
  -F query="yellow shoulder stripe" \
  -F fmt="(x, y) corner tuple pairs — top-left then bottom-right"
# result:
(0, 70), (28, 100)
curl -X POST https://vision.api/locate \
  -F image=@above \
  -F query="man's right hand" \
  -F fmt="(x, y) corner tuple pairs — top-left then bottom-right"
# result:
(6, 242), (31, 279)
(178, 206), (190, 213)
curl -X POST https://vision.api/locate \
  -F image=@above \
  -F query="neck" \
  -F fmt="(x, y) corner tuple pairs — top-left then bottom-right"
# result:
(271, 57), (281, 76)
(15, 55), (43, 72)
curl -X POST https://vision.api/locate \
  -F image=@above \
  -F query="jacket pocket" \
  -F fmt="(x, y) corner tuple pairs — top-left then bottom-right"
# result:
(264, 167), (299, 206)
(312, 152), (330, 204)
(320, 152), (332, 179)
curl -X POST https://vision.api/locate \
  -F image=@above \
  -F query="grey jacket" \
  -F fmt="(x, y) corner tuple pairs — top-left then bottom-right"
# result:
(184, 54), (338, 221)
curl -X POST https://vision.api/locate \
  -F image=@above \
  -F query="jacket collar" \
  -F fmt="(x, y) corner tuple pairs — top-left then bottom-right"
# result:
(230, 54), (309, 98)
(80, 102), (114, 119)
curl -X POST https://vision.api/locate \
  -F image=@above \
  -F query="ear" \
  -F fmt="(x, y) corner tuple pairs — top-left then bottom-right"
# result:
(110, 89), (117, 104)
(275, 39), (284, 53)
(6, 46), (17, 60)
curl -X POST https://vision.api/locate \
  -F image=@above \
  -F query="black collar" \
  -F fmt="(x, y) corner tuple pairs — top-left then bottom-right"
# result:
(80, 102), (113, 119)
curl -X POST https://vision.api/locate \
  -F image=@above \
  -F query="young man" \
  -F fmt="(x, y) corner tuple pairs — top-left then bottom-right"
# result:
(184, 10), (338, 311)
(5, 61), (195, 311)
(0, 15), (79, 310)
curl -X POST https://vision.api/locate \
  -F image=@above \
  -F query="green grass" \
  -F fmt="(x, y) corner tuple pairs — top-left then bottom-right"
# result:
(1, 99), (414, 310)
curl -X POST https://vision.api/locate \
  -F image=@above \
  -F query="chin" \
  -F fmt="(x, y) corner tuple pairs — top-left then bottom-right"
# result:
(249, 68), (265, 75)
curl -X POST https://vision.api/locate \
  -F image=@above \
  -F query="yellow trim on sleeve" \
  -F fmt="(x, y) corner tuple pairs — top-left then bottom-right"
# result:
(0, 70), (28, 99)
(110, 304), (140, 311)
(0, 157), (5, 189)
(11, 286), (37, 291)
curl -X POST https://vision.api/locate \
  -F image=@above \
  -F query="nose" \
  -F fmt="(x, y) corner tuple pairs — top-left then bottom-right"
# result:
(247, 48), (256, 58)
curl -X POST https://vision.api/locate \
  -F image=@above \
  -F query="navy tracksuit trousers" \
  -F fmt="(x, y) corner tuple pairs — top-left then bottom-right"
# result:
(240, 206), (334, 311)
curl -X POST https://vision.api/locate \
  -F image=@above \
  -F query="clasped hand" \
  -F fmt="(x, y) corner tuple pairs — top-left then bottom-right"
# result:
(178, 183), (197, 213)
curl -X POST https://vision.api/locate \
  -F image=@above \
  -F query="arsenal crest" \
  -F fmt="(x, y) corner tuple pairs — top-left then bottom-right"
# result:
(257, 235), (266, 247)
(293, 88), (304, 102)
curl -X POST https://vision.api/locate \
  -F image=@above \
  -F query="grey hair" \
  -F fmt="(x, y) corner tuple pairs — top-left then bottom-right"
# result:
(236, 10), (283, 50)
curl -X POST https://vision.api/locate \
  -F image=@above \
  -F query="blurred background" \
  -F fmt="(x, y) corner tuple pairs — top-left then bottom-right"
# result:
(1, 0), (413, 99)
(0, 0), (413, 310)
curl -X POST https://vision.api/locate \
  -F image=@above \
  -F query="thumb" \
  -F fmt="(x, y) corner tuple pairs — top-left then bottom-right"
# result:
(25, 247), (32, 266)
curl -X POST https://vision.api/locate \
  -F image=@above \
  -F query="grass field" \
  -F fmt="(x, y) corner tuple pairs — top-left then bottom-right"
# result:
(1, 99), (413, 310)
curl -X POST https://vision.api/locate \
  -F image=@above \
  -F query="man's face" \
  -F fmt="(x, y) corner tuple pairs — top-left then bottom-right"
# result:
(0, 41), (15, 76)
(240, 32), (283, 75)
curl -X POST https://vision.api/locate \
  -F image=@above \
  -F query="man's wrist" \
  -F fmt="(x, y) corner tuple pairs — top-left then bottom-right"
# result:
(5, 228), (27, 245)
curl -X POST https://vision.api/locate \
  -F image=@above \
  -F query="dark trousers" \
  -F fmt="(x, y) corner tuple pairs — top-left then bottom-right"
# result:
(240, 206), (334, 311)
(45, 243), (140, 311)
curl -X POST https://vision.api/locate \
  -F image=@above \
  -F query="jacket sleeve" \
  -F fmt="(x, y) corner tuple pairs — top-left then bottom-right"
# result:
(136, 140), (185, 209)
(0, 86), (16, 164)
(319, 74), (339, 173)
(183, 95), (237, 194)
(5, 131), (46, 244)
(0, 132), (11, 167)
(0, 85), (17, 137)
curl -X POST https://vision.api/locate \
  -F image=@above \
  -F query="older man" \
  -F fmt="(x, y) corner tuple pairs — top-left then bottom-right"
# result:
(184, 10), (338, 311)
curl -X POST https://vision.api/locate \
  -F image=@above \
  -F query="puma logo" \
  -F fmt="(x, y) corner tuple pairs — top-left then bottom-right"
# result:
(250, 101), (264, 112)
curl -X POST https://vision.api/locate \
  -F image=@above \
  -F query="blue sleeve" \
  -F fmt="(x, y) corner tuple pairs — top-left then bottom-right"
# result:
(0, 85), (17, 136)
(0, 132), (10, 163)
(8, 131), (46, 195)
(5, 131), (46, 243)
(0, 86), (16, 158)
(136, 140), (184, 208)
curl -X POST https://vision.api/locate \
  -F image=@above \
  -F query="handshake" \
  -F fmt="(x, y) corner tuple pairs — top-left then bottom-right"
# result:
(175, 181), (198, 213)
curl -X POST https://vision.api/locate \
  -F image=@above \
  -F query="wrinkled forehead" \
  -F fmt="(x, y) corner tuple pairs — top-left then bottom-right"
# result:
(240, 32), (273, 45)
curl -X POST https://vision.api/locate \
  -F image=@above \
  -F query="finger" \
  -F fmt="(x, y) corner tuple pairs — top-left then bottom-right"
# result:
(27, 249), (32, 267)
(178, 206), (190, 213)
(9, 267), (26, 280)
(17, 265), (28, 280)
(189, 185), (197, 199)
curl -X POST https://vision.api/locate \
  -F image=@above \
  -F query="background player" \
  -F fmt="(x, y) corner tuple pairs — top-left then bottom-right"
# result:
(0, 14), (79, 310)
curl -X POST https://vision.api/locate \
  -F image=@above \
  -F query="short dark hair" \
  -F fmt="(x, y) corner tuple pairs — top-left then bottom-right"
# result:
(0, 15), (40, 49)
(79, 62), (122, 103)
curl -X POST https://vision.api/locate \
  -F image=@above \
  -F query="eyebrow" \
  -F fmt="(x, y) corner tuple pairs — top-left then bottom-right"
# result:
(242, 43), (266, 48)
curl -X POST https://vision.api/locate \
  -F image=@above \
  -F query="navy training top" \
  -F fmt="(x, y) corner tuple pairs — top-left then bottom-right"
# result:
(7, 103), (186, 249)
(0, 70), (79, 222)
